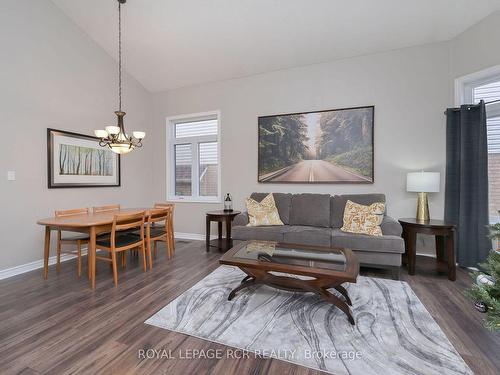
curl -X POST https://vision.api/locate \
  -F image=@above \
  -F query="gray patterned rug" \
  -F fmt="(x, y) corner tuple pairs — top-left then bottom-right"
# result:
(145, 266), (472, 375)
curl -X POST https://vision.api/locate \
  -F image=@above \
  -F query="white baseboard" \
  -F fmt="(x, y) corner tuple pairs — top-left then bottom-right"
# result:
(174, 232), (217, 241)
(0, 233), (207, 281)
(416, 252), (436, 258)
(0, 249), (88, 281)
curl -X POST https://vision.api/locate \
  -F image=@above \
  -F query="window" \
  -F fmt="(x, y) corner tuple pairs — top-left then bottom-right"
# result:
(167, 112), (220, 202)
(458, 66), (500, 221)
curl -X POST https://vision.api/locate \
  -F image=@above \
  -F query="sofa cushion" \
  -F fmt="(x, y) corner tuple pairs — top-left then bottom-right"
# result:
(233, 212), (249, 226)
(282, 226), (331, 246)
(354, 251), (402, 267)
(246, 194), (284, 226)
(250, 193), (292, 224)
(331, 229), (404, 253)
(289, 193), (331, 227)
(232, 225), (287, 242)
(331, 194), (386, 228)
(341, 200), (385, 236)
(380, 216), (403, 236)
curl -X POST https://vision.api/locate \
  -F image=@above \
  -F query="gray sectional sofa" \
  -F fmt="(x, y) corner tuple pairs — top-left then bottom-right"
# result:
(232, 193), (404, 276)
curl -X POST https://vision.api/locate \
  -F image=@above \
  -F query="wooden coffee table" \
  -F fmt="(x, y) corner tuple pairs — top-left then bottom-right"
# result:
(220, 240), (359, 325)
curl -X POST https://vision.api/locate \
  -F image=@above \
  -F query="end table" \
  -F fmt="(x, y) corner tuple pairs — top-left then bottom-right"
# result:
(206, 210), (241, 252)
(398, 218), (456, 281)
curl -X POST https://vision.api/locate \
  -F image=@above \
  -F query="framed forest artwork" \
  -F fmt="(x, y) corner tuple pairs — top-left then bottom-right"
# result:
(47, 128), (121, 188)
(258, 106), (374, 183)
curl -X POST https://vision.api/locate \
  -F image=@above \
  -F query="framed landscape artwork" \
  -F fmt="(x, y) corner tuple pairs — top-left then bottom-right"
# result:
(258, 106), (374, 183)
(47, 128), (121, 188)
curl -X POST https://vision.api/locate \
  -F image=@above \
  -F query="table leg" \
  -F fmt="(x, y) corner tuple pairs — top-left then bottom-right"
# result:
(228, 277), (257, 300)
(206, 216), (211, 252)
(401, 229), (408, 266)
(43, 226), (51, 279)
(89, 226), (96, 289)
(225, 219), (232, 251)
(334, 285), (352, 306)
(407, 230), (416, 275)
(318, 287), (355, 325)
(218, 222), (222, 240)
(435, 235), (445, 262)
(447, 230), (456, 281)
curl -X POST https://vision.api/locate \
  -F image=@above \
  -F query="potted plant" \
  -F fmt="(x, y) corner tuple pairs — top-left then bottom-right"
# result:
(465, 223), (500, 330)
(488, 223), (500, 253)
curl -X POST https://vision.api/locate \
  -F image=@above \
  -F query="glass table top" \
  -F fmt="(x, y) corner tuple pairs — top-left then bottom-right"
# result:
(233, 240), (347, 272)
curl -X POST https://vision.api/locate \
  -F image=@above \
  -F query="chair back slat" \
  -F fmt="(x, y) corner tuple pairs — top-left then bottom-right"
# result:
(113, 211), (146, 232)
(154, 203), (174, 222)
(93, 204), (120, 214)
(154, 202), (175, 211)
(55, 208), (89, 217)
(147, 208), (170, 225)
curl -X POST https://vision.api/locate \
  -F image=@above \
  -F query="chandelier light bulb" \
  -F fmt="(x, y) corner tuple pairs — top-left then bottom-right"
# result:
(105, 126), (120, 135)
(94, 129), (108, 138)
(133, 131), (146, 139)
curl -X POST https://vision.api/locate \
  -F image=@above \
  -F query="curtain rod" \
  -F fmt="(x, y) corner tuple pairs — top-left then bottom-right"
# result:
(444, 98), (500, 114)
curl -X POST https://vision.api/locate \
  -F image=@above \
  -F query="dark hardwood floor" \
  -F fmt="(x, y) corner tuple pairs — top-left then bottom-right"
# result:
(0, 241), (499, 375)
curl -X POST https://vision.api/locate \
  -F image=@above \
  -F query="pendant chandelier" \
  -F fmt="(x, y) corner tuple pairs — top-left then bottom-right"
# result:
(94, 0), (145, 154)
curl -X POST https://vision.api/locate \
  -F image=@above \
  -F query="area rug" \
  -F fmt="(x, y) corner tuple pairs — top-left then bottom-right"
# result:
(145, 266), (472, 375)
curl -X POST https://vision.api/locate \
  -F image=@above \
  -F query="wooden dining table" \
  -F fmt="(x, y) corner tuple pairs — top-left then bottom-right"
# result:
(37, 208), (149, 289)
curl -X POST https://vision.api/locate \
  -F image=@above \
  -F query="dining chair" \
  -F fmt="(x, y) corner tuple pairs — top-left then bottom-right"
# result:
(94, 211), (146, 287)
(55, 208), (90, 278)
(93, 204), (123, 264)
(136, 208), (171, 269)
(93, 204), (121, 214)
(154, 202), (175, 253)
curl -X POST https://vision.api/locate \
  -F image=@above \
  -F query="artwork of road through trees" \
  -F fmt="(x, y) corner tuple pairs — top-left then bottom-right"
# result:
(59, 145), (113, 176)
(258, 106), (374, 183)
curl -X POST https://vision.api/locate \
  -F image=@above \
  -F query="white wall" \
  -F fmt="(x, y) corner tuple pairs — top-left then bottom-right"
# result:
(0, 0), (154, 270)
(4, 2), (499, 271)
(152, 43), (452, 236)
(450, 11), (500, 80)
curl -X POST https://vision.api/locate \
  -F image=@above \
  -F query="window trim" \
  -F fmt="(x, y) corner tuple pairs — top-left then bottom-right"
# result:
(166, 111), (221, 203)
(455, 64), (500, 106)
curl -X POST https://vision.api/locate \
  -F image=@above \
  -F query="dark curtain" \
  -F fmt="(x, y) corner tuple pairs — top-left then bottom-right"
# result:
(445, 101), (490, 267)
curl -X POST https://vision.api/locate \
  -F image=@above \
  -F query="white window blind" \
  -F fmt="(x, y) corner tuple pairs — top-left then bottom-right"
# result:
(175, 119), (218, 138)
(168, 113), (220, 202)
(473, 80), (500, 154)
(473, 81), (500, 104)
(199, 142), (218, 197)
(174, 144), (192, 196)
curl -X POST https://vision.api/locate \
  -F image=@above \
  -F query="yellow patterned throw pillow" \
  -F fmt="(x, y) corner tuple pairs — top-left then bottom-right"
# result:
(341, 200), (385, 236)
(246, 194), (284, 226)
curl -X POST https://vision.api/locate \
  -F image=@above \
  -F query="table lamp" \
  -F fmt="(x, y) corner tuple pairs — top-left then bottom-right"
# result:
(406, 171), (440, 221)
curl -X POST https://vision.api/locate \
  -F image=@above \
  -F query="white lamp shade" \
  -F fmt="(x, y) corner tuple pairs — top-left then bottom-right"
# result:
(132, 131), (146, 139)
(105, 126), (120, 135)
(94, 129), (108, 138)
(407, 172), (440, 193)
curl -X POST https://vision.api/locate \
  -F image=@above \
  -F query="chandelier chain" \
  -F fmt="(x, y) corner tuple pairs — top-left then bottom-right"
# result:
(94, 0), (145, 154)
(118, 1), (122, 111)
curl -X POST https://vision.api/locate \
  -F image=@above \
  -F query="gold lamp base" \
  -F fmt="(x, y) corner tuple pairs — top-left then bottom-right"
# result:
(416, 192), (430, 221)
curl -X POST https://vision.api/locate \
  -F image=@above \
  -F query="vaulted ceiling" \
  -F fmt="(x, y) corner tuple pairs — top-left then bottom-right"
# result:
(51, 0), (500, 92)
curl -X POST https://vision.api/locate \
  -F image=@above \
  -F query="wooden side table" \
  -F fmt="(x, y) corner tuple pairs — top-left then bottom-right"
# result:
(206, 210), (241, 252)
(398, 218), (456, 281)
